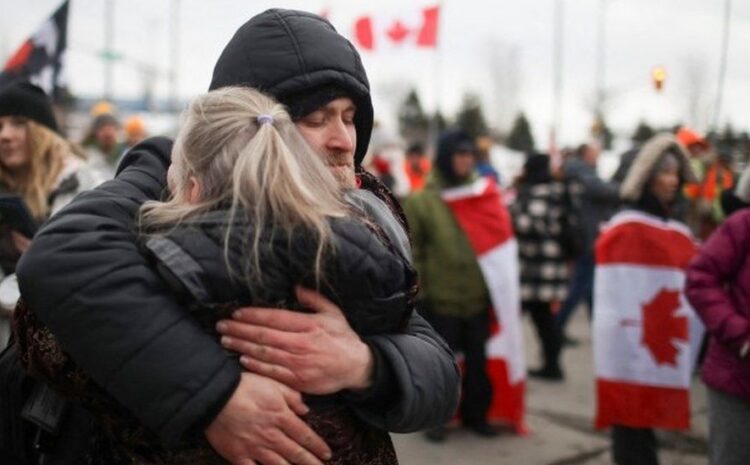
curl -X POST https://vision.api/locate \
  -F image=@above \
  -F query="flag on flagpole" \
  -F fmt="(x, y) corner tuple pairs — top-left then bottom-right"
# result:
(442, 176), (527, 432)
(352, 5), (440, 52)
(593, 210), (704, 430)
(0, 0), (70, 100)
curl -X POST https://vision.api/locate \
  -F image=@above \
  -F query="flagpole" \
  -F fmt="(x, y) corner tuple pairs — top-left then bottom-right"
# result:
(430, 0), (444, 150)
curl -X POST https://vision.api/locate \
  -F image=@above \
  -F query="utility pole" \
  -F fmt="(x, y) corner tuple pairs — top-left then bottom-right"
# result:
(169, 0), (181, 113)
(550, 0), (564, 153)
(594, 0), (608, 117)
(103, 0), (115, 100)
(713, 0), (731, 131)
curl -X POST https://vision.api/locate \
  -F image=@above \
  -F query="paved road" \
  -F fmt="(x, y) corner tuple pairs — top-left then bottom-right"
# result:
(392, 307), (708, 465)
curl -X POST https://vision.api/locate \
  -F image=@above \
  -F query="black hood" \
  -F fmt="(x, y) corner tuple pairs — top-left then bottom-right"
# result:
(522, 152), (552, 185)
(209, 9), (373, 165)
(435, 129), (476, 185)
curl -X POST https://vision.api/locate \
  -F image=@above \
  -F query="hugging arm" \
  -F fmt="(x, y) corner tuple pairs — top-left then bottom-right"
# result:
(16, 138), (242, 444)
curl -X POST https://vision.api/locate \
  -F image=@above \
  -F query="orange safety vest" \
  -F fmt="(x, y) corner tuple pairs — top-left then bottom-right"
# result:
(404, 158), (431, 192)
(685, 164), (734, 201)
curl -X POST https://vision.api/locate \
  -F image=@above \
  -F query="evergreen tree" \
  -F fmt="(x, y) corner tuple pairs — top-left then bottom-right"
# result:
(721, 123), (738, 148)
(455, 92), (488, 139)
(738, 132), (750, 163)
(506, 112), (535, 152)
(631, 121), (655, 144)
(431, 110), (448, 134)
(397, 89), (429, 143)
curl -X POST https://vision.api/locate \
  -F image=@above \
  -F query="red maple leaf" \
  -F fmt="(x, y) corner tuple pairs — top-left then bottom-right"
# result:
(641, 289), (689, 366)
(386, 20), (411, 43)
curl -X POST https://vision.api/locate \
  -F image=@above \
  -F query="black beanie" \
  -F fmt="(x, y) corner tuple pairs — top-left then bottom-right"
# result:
(0, 81), (58, 132)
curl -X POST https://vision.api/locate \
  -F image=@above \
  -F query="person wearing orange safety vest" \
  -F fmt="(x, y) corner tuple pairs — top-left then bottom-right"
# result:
(678, 127), (734, 240)
(403, 142), (431, 193)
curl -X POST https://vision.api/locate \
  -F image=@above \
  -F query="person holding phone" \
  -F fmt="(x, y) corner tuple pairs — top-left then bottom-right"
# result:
(0, 81), (102, 346)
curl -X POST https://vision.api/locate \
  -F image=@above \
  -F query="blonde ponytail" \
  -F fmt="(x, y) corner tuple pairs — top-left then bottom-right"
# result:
(140, 86), (348, 285)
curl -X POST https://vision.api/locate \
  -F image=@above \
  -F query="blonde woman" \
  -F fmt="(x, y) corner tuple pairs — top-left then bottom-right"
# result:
(18, 86), (416, 464)
(0, 81), (101, 346)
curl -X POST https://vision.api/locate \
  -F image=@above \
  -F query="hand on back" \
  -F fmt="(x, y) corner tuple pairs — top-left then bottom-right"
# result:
(205, 372), (331, 465)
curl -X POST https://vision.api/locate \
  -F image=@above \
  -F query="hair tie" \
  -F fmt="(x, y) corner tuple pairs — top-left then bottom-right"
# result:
(257, 114), (274, 126)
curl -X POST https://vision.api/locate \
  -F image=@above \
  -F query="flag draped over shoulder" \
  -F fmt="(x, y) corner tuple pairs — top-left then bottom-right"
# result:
(441, 176), (527, 432)
(593, 210), (704, 430)
(0, 0), (69, 100)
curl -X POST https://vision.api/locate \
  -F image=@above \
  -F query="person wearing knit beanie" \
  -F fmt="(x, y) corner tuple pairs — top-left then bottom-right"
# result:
(0, 81), (102, 348)
(0, 81), (59, 132)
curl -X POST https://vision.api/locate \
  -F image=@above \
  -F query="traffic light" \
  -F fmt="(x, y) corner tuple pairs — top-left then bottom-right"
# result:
(652, 66), (666, 92)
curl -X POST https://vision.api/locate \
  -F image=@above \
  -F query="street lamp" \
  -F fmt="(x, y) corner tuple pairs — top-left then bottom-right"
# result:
(651, 66), (666, 92)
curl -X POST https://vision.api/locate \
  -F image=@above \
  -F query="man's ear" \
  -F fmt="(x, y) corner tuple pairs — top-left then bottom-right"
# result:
(187, 175), (202, 204)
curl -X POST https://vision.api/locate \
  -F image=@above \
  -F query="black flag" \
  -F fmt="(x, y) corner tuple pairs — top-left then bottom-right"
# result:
(0, 1), (70, 101)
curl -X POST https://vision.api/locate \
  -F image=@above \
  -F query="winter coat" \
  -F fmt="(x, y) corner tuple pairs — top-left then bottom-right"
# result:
(15, 138), (460, 458)
(510, 181), (570, 303)
(403, 172), (490, 318)
(685, 209), (750, 403)
(563, 157), (620, 251)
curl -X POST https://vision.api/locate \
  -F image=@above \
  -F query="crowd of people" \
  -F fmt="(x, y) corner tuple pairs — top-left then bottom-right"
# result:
(0, 7), (748, 465)
(364, 91), (749, 465)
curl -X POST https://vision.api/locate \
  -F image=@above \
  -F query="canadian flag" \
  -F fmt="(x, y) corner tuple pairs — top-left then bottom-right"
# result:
(352, 5), (440, 51)
(593, 210), (704, 430)
(442, 177), (526, 432)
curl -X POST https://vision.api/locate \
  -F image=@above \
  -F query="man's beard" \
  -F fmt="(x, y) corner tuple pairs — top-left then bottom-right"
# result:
(324, 152), (356, 189)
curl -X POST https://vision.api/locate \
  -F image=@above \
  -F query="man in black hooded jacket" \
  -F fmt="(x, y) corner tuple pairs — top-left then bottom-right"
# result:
(16, 9), (459, 465)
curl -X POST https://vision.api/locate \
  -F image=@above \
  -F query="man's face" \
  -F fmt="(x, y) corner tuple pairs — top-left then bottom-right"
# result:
(295, 97), (357, 189)
(406, 151), (423, 168)
(451, 150), (475, 180)
(96, 123), (119, 151)
(688, 145), (708, 160)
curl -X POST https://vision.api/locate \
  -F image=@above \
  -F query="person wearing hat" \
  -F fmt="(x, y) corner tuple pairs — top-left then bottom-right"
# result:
(123, 115), (147, 150)
(678, 127), (734, 239)
(15, 9), (460, 465)
(403, 129), (502, 442)
(81, 112), (121, 179)
(0, 81), (102, 347)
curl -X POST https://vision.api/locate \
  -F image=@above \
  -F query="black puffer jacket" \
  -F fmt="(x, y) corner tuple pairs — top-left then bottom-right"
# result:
(17, 138), (460, 446)
(144, 205), (413, 338)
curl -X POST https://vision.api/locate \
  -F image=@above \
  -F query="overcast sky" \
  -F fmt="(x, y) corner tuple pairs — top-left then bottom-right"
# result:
(2, 0), (749, 146)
